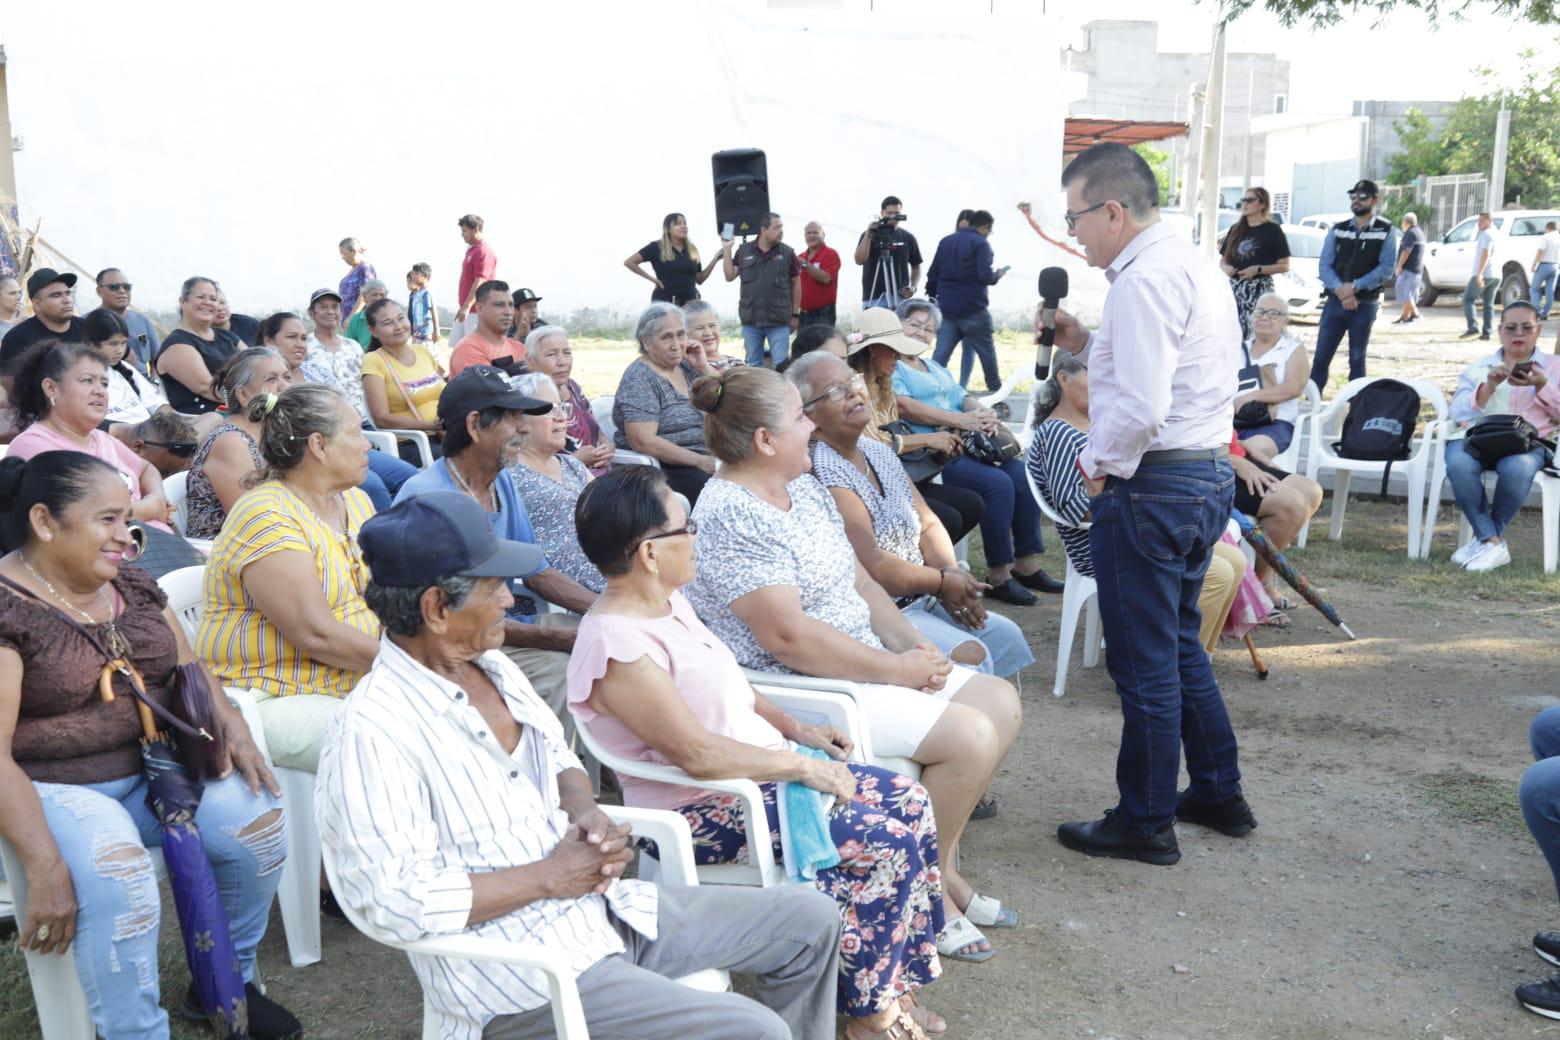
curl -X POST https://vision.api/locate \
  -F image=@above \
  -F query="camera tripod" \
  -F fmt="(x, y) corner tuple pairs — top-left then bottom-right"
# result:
(866, 229), (904, 306)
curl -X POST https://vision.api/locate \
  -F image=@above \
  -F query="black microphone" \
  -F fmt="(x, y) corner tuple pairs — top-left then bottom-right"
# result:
(1035, 267), (1068, 380)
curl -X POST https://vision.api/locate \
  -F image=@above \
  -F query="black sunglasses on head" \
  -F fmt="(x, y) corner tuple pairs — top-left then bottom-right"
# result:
(142, 439), (198, 457)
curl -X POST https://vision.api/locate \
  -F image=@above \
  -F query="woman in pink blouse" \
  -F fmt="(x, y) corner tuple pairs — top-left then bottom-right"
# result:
(7, 341), (173, 530)
(566, 465), (948, 1040)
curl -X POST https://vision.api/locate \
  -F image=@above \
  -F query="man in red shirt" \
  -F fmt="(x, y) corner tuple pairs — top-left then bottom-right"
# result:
(450, 280), (527, 375)
(798, 221), (841, 329)
(455, 213), (497, 338)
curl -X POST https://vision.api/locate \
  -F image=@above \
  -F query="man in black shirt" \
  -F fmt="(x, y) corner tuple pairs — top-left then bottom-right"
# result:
(854, 196), (923, 308)
(0, 268), (86, 374)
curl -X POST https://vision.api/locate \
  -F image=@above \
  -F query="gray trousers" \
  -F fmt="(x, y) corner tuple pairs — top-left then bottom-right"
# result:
(482, 883), (841, 1040)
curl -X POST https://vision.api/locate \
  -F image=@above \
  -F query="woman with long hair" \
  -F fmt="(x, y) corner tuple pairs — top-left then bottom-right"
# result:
(256, 312), (310, 383)
(1219, 187), (1291, 338)
(359, 297), (446, 461)
(623, 212), (721, 305)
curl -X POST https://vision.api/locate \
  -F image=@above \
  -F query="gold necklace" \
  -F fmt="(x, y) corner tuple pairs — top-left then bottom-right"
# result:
(447, 457), (500, 512)
(20, 555), (130, 658)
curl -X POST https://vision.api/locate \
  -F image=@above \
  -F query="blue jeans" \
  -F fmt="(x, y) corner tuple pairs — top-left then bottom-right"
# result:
(741, 324), (790, 368)
(931, 310), (1000, 392)
(20, 773), (285, 1038)
(901, 596), (1036, 678)
(1463, 276), (1498, 335)
(1443, 437), (1546, 542)
(1523, 706), (1560, 901)
(1087, 458), (1241, 834)
(941, 455), (1044, 568)
(1309, 295), (1378, 388)
(360, 448), (419, 510)
(1533, 262), (1558, 319)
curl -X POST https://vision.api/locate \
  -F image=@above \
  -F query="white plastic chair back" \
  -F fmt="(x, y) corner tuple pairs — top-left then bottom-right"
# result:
(1420, 422), (1560, 573)
(164, 470), (190, 537)
(158, 565), (205, 640)
(1023, 462), (1102, 697)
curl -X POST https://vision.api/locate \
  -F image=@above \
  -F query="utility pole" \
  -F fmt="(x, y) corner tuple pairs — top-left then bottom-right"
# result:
(1183, 82), (1203, 214)
(1242, 65), (1255, 189)
(1490, 92), (1510, 210)
(1198, 19), (1228, 255)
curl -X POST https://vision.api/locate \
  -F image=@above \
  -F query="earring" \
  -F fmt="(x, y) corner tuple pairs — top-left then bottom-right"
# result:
(48, 398), (57, 407)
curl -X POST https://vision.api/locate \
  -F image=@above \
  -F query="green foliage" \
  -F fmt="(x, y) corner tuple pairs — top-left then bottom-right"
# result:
(1132, 143), (1173, 207)
(1379, 51), (1560, 207)
(1218, 0), (1558, 27)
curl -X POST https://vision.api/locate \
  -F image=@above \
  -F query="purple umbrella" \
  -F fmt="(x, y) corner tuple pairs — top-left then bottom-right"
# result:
(103, 663), (248, 1037)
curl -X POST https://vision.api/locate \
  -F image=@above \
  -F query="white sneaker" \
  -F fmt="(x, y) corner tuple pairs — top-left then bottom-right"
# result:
(1465, 540), (1512, 573)
(1451, 539), (1485, 567)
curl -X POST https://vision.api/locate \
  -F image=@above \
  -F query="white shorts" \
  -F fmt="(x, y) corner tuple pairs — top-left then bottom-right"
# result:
(854, 665), (979, 759)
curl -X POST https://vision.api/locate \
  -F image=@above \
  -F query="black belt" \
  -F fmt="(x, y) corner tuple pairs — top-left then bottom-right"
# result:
(1140, 446), (1230, 466)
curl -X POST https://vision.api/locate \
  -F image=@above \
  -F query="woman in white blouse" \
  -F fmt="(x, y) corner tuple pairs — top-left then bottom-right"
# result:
(1233, 293), (1310, 463)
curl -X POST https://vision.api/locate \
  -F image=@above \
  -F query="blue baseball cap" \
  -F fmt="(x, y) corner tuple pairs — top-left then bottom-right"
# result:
(359, 491), (544, 587)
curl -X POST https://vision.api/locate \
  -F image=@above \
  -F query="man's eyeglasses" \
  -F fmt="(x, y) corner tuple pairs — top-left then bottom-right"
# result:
(1063, 201), (1109, 231)
(1252, 307), (1287, 320)
(100, 282), (132, 292)
(803, 373), (867, 410)
(141, 440), (198, 457)
(1502, 323), (1540, 334)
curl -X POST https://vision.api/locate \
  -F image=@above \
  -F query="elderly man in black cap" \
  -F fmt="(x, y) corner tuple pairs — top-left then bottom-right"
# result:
(393, 364), (598, 728)
(0, 268), (87, 372)
(1309, 179), (1398, 388)
(317, 491), (841, 1040)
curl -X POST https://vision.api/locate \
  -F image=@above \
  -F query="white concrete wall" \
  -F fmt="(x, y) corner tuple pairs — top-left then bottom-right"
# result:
(1256, 114), (1368, 202)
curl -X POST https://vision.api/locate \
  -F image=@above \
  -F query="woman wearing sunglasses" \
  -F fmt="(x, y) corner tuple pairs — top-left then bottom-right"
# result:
(1219, 187), (1290, 339)
(509, 371), (606, 594)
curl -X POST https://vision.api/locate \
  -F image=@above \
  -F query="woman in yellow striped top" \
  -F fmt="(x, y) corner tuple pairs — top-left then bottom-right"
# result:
(196, 383), (381, 771)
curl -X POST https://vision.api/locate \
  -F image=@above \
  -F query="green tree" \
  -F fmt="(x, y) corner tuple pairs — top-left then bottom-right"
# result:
(1375, 52), (1560, 207)
(1132, 143), (1173, 206)
(1217, 0), (1556, 27)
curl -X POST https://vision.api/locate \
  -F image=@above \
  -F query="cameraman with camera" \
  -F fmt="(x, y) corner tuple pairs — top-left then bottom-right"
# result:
(854, 196), (923, 309)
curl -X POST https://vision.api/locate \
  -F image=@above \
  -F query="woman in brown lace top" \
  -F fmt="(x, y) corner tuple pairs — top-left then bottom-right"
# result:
(0, 450), (301, 1039)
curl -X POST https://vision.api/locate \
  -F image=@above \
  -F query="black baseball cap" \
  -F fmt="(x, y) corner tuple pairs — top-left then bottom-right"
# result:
(436, 364), (552, 426)
(308, 287), (343, 308)
(1347, 180), (1380, 197)
(359, 492), (544, 588)
(512, 288), (542, 304)
(26, 268), (77, 298)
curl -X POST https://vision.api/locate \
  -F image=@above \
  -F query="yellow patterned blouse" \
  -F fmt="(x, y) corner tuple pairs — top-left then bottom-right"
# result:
(195, 480), (379, 699)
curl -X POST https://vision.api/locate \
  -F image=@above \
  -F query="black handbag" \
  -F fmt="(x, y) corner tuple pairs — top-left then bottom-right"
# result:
(881, 420), (951, 483)
(1463, 414), (1556, 465)
(960, 425), (1023, 467)
(1233, 341), (1274, 430)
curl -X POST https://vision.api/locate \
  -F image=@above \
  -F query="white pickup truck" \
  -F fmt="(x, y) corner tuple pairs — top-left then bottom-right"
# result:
(1418, 209), (1560, 307)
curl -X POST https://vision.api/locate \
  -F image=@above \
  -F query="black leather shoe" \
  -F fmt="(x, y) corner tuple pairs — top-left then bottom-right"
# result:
(1518, 975), (1560, 1020)
(182, 981), (304, 1040)
(1536, 931), (1560, 967)
(1015, 567), (1065, 594)
(1057, 812), (1180, 865)
(985, 577), (1037, 606)
(1176, 788), (1258, 837)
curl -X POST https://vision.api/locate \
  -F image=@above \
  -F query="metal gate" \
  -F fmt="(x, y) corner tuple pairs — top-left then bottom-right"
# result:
(1421, 174), (1487, 241)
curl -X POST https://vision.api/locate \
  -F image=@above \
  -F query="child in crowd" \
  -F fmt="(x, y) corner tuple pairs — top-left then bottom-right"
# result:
(408, 263), (438, 346)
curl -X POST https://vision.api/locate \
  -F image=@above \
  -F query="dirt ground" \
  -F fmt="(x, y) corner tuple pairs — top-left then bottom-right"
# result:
(4, 304), (1560, 1039)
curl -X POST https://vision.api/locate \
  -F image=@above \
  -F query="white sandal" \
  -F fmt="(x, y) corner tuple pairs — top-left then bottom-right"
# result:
(963, 892), (1019, 929)
(936, 915), (995, 963)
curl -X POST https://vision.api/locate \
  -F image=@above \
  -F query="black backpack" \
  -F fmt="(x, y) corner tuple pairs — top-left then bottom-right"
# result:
(1333, 378), (1421, 496)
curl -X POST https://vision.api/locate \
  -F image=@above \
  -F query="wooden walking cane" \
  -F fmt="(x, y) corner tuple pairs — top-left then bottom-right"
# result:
(1243, 633), (1269, 680)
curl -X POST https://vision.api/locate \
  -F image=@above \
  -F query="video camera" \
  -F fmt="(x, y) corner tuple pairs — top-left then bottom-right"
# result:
(870, 212), (908, 248)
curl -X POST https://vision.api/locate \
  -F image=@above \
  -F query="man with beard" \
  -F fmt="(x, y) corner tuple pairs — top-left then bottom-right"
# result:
(393, 365), (598, 729)
(1309, 180), (1397, 388)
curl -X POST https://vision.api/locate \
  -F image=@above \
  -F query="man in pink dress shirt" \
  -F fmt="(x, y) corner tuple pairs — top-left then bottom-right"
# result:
(1044, 143), (1254, 866)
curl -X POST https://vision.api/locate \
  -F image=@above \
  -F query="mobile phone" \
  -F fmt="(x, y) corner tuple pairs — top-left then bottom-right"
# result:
(1513, 361), (1536, 378)
(721, 223), (735, 242)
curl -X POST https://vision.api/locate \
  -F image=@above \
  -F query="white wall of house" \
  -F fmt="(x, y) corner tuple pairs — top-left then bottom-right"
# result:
(1255, 113), (1368, 222)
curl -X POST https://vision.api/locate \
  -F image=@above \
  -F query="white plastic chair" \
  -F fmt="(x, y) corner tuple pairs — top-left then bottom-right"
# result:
(1419, 421), (1560, 572)
(592, 394), (661, 469)
(164, 469), (190, 537)
(1303, 376), (1446, 559)
(374, 428), (435, 468)
(574, 684), (867, 889)
(322, 805), (726, 1040)
(738, 669), (923, 783)
(1022, 465), (1101, 698)
(157, 567), (322, 969)
(1271, 380), (1323, 475)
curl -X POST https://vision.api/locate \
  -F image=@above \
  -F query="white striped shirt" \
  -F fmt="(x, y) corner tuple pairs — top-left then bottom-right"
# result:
(315, 636), (659, 1040)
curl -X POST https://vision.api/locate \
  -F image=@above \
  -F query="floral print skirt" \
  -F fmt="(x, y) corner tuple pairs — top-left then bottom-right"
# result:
(676, 763), (944, 1017)
(1232, 274), (1275, 340)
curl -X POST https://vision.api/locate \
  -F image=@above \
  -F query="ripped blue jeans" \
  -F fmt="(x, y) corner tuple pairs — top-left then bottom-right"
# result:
(23, 773), (285, 1039)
